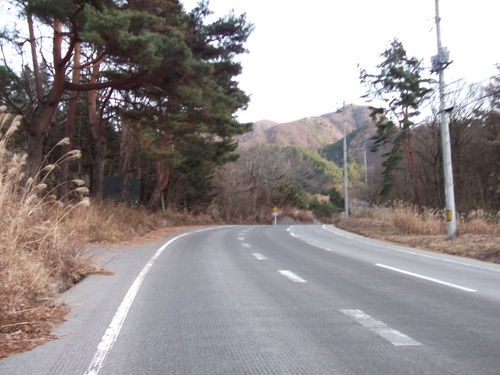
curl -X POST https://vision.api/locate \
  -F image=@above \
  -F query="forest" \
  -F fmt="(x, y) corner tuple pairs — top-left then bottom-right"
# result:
(0, 0), (254, 211)
(357, 40), (500, 216)
(0, 1), (499, 220)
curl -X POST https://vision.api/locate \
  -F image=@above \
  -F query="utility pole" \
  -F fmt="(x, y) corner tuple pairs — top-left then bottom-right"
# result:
(363, 141), (368, 188)
(343, 101), (349, 219)
(433, 0), (457, 238)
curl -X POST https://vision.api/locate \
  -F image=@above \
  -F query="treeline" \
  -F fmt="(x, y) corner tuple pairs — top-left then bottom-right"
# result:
(358, 40), (500, 214)
(210, 144), (345, 222)
(0, 0), (253, 211)
(365, 78), (500, 213)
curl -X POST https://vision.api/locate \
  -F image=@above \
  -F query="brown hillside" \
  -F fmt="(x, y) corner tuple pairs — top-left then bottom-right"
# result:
(239, 105), (372, 149)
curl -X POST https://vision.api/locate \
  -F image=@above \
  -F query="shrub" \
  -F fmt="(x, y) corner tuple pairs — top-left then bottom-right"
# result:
(309, 197), (335, 220)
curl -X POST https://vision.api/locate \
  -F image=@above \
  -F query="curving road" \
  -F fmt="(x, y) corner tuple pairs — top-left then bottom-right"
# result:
(2, 225), (500, 374)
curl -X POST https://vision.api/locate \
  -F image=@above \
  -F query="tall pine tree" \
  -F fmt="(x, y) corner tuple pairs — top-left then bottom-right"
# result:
(360, 39), (433, 205)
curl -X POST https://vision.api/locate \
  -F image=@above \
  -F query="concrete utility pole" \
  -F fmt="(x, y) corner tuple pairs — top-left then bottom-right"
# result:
(343, 101), (349, 219)
(433, 0), (457, 238)
(363, 141), (368, 188)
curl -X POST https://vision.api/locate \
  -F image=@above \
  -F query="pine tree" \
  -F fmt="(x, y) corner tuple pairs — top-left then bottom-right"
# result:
(360, 39), (433, 205)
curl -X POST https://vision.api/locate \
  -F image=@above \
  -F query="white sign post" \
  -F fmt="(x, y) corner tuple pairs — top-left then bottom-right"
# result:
(272, 207), (279, 225)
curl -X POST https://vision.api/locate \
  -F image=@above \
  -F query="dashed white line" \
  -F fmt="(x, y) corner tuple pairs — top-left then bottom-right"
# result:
(241, 243), (251, 248)
(340, 309), (422, 346)
(238, 237), (245, 241)
(252, 253), (268, 260)
(278, 270), (307, 283)
(376, 264), (477, 292)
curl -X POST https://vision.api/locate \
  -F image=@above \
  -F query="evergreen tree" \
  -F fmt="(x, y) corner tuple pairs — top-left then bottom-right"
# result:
(360, 39), (433, 205)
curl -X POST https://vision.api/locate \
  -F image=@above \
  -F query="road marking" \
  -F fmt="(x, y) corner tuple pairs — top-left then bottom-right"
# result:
(322, 225), (500, 274)
(376, 264), (477, 292)
(252, 253), (268, 260)
(84, 228), (211, 375)
(278, 270), (307, 283)
(287, 226), (298, 237)
(241, 243), (251, 248)
(238, 237), (245, 241)
(340, 309), (422, 346)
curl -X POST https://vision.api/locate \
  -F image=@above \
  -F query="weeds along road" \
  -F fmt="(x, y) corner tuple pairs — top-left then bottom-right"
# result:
(2, 225), (500, 375)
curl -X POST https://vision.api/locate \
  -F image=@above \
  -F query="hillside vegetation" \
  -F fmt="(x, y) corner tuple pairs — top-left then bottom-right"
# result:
(238, 105), (371, 149)
(211, 144), (344, 222)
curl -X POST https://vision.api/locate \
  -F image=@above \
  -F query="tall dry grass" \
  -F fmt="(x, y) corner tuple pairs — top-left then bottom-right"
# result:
(0, 107), (97, 303)
(353, 201), (500, 235)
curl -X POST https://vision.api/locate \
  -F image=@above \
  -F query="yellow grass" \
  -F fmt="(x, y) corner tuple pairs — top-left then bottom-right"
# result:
(352, 201), (499, 236)
(0, 107), (191, 357)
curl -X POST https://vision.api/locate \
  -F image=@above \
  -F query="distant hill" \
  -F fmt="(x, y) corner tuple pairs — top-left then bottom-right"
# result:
(238, 105), (373, 149)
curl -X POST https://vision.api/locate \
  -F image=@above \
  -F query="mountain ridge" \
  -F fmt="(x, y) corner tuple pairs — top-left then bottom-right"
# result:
(238, 104), (373, 149)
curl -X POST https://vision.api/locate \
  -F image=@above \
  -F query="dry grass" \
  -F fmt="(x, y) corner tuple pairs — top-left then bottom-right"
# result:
(336, 202), (500, 263)
(0, 110), (224, 358)
(0, 108), (102, 357)
(0, 107), (225, 358)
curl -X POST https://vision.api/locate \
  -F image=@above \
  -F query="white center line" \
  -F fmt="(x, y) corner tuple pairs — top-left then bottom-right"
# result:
(238, 237), (245, 241)
(252, 253), (268, 260)
(340, 309), (422, 346)
(241, 243), (251, 248)
(278, 270), (307, 283)
(376, 264), (477, 292)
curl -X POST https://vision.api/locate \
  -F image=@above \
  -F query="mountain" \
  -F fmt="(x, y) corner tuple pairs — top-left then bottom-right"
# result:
(238, 105), (373, 149)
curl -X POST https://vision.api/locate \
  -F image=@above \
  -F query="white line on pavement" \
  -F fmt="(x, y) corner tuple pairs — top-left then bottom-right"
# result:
(238, 237), (245, 241)
(376, 264), (477, 292)
(340, 309), (422, 346)
(322, 225), (500, 274)
(252, 253), (268, 260)
(241, 243), (251, 248)
(84, 228), (211, 375)
(278, 270), (307, 283)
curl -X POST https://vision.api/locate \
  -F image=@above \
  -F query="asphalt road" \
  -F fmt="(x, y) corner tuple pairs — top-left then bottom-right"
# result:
(1, 225), (499, 375)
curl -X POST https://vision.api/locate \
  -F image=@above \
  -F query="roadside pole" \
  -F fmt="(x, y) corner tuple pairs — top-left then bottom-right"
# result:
(272, 207), (278, 225)
(343, 101), (349, 220)
(433, 0), (457, 238)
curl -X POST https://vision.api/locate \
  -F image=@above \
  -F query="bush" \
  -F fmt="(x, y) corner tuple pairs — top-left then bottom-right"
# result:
(309, 197), (335, 220)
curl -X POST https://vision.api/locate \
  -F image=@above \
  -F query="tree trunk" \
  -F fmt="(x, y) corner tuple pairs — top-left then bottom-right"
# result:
(27, 19), (69, 174)
(88, 56), (107, 199)
(147, 132), (173, 211)
(147, 161), (170, 211)
(119, 119), (133, 200)
(403, 133), (422, 209)
(59, 41), (81, 200)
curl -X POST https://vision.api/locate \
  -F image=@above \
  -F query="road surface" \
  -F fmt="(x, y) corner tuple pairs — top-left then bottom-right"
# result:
(1, 225), (499, 374)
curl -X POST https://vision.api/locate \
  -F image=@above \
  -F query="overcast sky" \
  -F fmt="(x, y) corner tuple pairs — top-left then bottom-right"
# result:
(182, 0), (500, 123)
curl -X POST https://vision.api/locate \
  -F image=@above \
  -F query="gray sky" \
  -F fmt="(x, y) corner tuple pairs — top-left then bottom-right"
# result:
(182, 0), (500, 123)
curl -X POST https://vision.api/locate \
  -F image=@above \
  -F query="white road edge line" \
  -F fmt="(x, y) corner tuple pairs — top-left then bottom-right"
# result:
(376, 264), (477, 292)
(322, 225), (500, 274)
(84, 228), (209, 375)
(252, 253), (268, 260)
(340, 309), (422, 346)
(278, 270), (307, 283)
